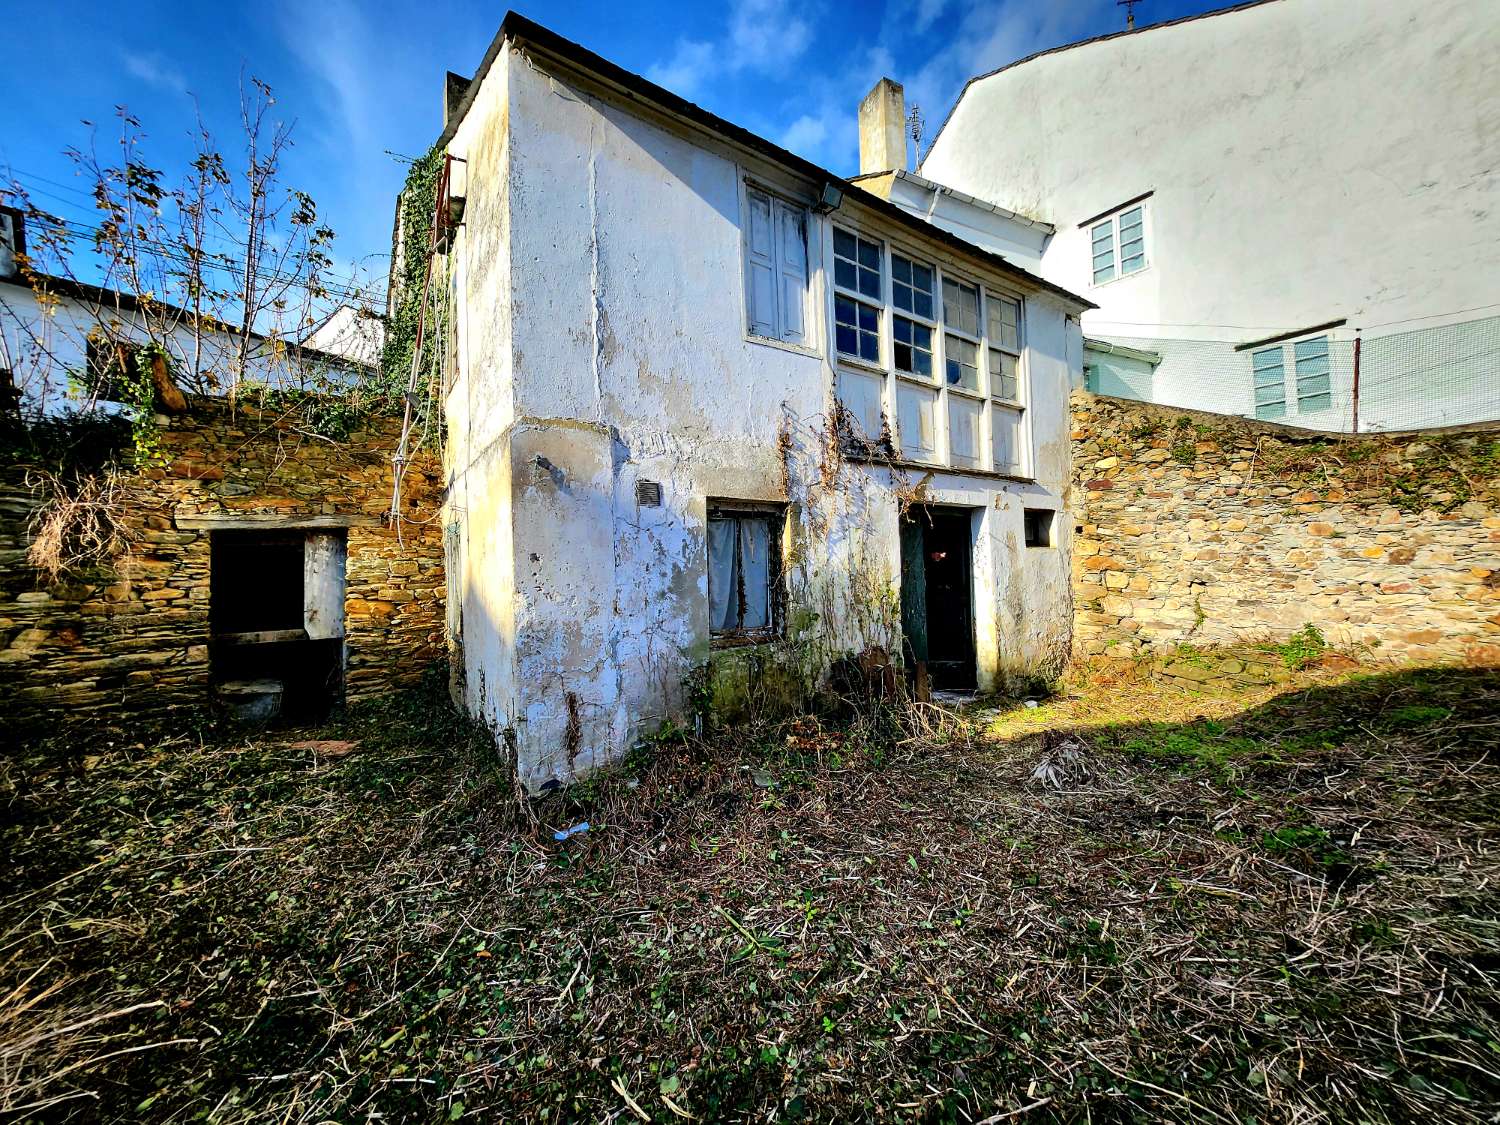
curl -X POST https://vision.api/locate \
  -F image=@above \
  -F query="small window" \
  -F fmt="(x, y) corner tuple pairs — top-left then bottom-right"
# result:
(1023, 508), (1054, 548)
(994, 405), (1024, 475)
(893, 315), (933, 378)
(986, 293), (1022, 402)
(708, 505), (783, 642)
(1090, 202), (1148, 284)
(743, 186), (810, 346)
(833, 228), (881, 300)
(1294, 335), (1332, 413)
(833, 227), (883, 365)
(944, 335), (979, 391)
(1252, 346), (1288, 419)
(835, 295), (880, 364)
(941, 277), (980, 336)
(891, 253), (934, 318)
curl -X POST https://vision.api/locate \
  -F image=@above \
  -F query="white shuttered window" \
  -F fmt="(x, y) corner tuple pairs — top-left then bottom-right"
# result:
(744, 186), (810, 347)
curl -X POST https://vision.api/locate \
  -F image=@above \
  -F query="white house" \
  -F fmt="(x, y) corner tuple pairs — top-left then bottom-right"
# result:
(911, 0), (1500, 433)
(0, 206), (371, 416)
(427, 14), (1092, 789)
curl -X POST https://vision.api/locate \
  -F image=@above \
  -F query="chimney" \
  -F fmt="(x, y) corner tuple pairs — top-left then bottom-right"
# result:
(858, 78), (907, 176)
(444, 71), (471, 128)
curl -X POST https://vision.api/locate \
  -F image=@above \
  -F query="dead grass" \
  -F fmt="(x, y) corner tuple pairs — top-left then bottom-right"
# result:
(2, 663), (1497, 1122)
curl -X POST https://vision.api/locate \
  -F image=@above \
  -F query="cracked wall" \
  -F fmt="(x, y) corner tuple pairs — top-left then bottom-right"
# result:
(441, 44), (1081, 788)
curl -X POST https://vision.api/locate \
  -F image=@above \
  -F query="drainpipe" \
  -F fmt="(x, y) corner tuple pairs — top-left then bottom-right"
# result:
(1351, 330), (1362, 434)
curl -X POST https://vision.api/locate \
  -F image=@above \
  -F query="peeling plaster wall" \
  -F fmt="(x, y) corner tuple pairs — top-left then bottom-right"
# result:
(443, 45), (1081, 788)
(444, 49), (519, 737)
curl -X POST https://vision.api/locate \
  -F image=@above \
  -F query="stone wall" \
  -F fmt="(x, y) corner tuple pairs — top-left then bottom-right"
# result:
(1, 399), (445, 732)
(1070, 392), (1500, 666)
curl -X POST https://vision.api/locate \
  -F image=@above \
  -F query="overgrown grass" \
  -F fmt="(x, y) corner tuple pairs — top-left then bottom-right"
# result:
(3, 664), (1497, 1121)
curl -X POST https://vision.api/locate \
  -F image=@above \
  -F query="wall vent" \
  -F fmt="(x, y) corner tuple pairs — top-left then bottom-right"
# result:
(636, 480), (663, 507)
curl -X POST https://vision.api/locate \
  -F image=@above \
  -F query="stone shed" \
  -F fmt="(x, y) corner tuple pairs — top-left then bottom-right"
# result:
(0, 397), (446, 734)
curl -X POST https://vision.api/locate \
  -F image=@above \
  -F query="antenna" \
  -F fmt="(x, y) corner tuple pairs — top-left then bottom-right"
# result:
(1118, 0), (1140, 30)
(907, 105), (925, 157)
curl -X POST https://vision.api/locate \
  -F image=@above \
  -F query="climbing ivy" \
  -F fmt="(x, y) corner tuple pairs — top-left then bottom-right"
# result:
(377, 142), (446, 405)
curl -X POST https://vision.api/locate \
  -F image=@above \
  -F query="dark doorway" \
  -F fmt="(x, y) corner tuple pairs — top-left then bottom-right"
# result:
(209, 529), (346, 723)
(899, 505), (976, 692)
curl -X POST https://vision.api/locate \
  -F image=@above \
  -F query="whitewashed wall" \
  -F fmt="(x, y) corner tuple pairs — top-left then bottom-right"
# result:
(442, 43), (1084, 788)
(920, 0), (1500, 428)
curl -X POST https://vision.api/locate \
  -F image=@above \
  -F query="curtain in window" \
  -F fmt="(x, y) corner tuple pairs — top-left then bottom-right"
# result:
(739, 518), (770, 630)
(707, 518), (738, 632)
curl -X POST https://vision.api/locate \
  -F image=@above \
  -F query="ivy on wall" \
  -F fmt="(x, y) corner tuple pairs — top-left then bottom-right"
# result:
(377, 143), (447, 414)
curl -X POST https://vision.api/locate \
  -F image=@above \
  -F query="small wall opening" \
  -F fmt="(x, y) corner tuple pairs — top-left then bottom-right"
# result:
(210, 528), (346, 723)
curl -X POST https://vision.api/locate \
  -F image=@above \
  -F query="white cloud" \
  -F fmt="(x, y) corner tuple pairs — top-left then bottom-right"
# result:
(122, 51), (189, 96)
(779, 113), (830, 158)
(646, 40), (717, 99)
(728, 0), (811, 70)
(648, 0), (812, 101)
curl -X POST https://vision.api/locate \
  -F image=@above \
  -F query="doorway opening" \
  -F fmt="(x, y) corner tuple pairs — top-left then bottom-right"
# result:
(209, 528), (346, 723)
(899, 505), (976, 693)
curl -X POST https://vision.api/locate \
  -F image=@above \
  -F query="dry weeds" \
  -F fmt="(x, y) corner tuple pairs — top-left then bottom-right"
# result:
(2, 662), (1497, 1122)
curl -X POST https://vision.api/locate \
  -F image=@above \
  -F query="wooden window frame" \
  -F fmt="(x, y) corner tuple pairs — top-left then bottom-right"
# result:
(707, 501), (786, 648)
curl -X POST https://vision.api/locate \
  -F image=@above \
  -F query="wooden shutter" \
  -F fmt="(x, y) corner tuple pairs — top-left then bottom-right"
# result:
(774, 200), (808, 345)
(744, 188), (777, 338)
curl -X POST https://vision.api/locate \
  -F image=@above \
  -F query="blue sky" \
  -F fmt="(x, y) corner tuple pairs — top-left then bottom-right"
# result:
(1, 0), (1228, 305)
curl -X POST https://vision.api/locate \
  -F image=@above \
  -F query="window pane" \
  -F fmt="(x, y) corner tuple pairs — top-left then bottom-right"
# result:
(893, 316), (933, 377)
(835, 295), (880, 363)
(986, 294), (1021, 352)
(989, 348), (1018, 400)
(739, 518), (771, 630)
(993, 406), (1023, 474)
(1118, 207), (1145, 274)
(892, 252), (934, 320)
(707, 518), (738, 632)
(897, 382), (938, 462)
(837, 369), (885, 444)
(1091, 220), (1115, 283)
(835, 229), (882, 300)
(948, 396), (981, 468)
(945, 334), (979, 391)
(942, 277), (980, 335)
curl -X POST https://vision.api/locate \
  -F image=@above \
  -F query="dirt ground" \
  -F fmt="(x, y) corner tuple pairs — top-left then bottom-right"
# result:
(3, 657), (1498, 1123)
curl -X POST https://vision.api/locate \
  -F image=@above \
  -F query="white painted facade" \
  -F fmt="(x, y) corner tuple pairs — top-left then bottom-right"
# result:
(918, 0), (1500, 432)
(435, 21), (1089, 789)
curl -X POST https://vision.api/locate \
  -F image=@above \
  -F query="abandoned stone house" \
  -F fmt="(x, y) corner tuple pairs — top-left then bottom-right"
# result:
(425, 14), (1094, 789)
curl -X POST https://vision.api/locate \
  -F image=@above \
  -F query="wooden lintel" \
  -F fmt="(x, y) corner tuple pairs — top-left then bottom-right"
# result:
(214, 628), (311, 646)
(173, 512), (381, 531)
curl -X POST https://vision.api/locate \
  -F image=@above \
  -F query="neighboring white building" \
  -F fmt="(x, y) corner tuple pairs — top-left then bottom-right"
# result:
(0, 206), (372, 415)
(911, 0), (1500, 432)
(427, 15), (1092, 789)
(300, 304), (386, 370)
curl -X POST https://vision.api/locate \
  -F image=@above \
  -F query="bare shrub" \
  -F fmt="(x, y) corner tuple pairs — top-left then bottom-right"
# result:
(25, 470), (131, 584)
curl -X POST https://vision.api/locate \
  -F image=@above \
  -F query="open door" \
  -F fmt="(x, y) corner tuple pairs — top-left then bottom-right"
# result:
(900, 506), (976, 692)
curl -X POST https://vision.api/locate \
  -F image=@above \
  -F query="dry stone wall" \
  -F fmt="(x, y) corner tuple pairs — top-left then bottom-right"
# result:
(1070, 392), (1500, 666)
(1, 398), (445, 733)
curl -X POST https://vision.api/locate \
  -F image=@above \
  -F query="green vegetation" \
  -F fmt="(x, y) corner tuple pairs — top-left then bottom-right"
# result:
(1272, 622), (1328, 669)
